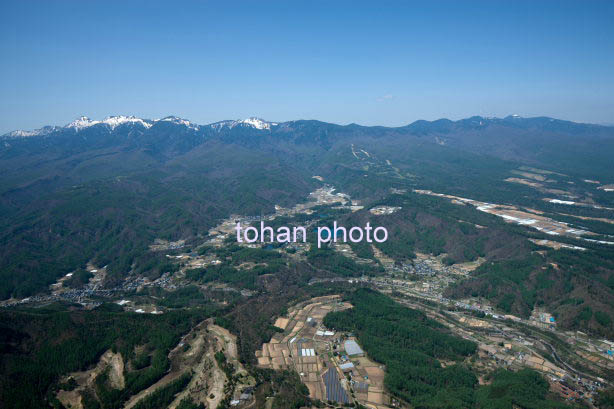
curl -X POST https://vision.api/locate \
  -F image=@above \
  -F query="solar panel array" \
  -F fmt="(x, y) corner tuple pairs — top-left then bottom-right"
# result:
(322, 368), (350, 404)
(354, 381), (369, 393)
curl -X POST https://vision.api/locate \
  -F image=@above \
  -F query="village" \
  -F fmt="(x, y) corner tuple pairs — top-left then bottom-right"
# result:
(256, 295), (395, 409)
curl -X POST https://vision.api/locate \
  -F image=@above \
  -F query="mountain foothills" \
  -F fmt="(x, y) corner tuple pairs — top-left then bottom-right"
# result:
(1, 114), (614, 408)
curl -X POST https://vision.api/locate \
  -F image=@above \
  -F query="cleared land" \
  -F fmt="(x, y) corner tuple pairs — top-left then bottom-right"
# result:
(257, 295), (392, 408)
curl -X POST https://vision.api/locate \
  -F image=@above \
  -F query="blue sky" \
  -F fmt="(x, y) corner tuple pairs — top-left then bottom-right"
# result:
(1, 0), (613, 133)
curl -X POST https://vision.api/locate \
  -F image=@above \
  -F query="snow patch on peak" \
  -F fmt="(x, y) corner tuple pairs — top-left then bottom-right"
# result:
(210, 117), (278, 131)
(3, 126), (59, 138)
(66, 115), (153, 131)
(66, 116), (100, 130)
(158, 116), (199, 129)
(209, 120), (235, 129)
(103, 115), (153, 129)
(240, 117), (277, 130)
(8, 130), (39, 138)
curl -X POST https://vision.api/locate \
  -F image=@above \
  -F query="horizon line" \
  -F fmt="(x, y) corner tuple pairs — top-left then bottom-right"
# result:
(5, 113), (613, 136)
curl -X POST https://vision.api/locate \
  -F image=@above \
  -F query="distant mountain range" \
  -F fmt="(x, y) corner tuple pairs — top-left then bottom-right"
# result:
(4, 114), (612, 139)
(4, 114), (614, 179)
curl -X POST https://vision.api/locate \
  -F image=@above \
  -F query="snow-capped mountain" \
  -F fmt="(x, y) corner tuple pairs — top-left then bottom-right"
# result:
(209, 117), (278, 131)
(157, 116), (199, 130)
(3, 126), (61, 138)
(3, 116), (278, 138)
(65, 115), (153, 131)
(3, 115), (611, 151)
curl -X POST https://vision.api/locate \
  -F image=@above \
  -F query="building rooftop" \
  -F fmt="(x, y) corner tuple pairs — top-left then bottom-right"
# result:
(344, 340), (364, 356)
(339, 362), (355, 371)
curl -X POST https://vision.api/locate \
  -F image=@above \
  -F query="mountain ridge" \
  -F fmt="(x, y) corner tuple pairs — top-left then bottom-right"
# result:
(5, 114), (613, 139)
